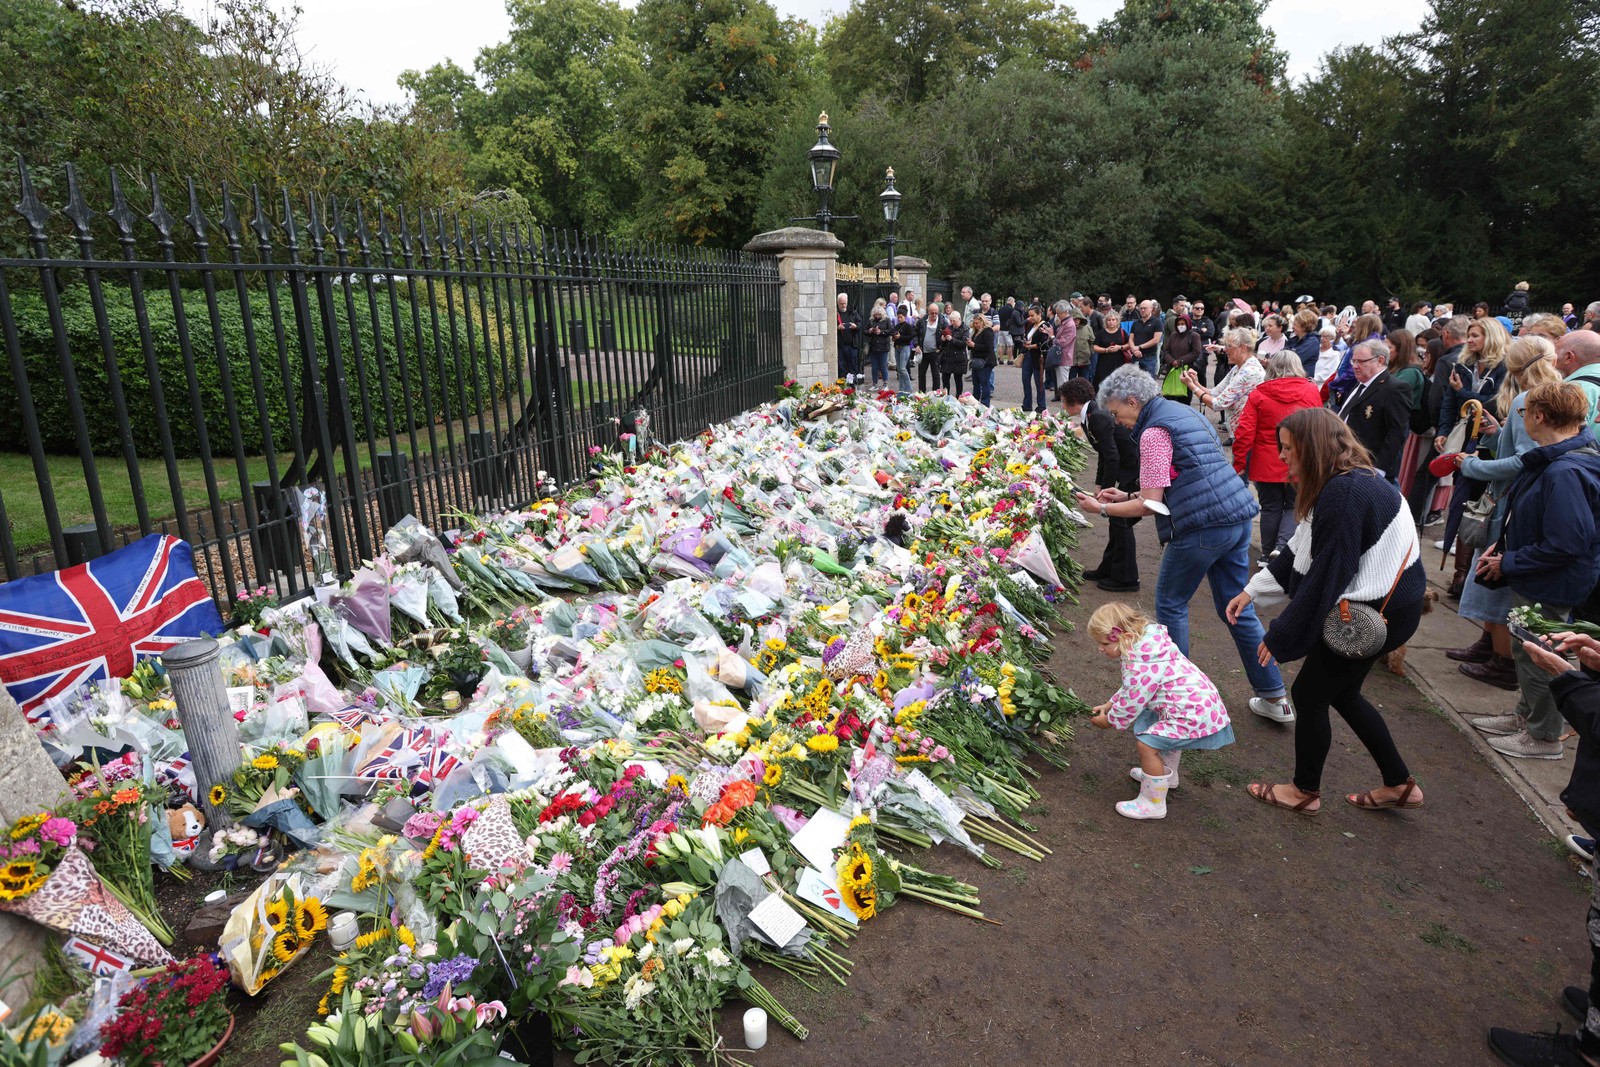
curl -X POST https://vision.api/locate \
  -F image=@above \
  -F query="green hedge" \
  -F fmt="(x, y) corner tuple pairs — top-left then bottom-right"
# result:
(1, 284), (515, 458)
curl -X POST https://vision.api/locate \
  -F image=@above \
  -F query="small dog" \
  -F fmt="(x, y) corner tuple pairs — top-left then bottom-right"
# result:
(1380, 588), (1439, 676)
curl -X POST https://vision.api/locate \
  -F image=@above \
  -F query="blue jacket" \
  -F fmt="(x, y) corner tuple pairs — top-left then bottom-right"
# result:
(1500, 429), (1600, 605)
(1134, 396), (1258, 541)
(1289, 332), (1321, 377)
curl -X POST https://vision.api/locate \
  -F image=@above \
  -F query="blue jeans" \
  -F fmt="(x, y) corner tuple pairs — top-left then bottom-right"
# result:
(894, 346), (913, 393)
(1019, 352), (1047, 412)
(971, 364), (994, 405)
(1155, 517), (1286, 699)
(837, 345), (858, 379)
(1138, 352), (1159, 378)
(869, 349), (889, 384)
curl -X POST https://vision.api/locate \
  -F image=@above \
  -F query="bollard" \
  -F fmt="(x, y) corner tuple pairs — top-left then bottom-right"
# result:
(570, 319), (588, 357)
(600, 319), (617, 352)
(62, 524), (104, 567)
(163, 638), (241, 830)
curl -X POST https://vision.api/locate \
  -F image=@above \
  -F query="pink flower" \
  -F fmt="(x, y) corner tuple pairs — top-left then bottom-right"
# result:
(549, 851), (573, 873)
(474, 1000), (506, 1026)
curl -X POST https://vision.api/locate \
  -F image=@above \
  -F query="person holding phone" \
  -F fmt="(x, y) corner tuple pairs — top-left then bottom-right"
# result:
(1469, 381), (1600, 761)
(1490, 628), (1600, 1065)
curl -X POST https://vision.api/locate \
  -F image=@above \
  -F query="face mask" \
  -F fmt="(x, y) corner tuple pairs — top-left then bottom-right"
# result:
(1177, 325), (1188, 333)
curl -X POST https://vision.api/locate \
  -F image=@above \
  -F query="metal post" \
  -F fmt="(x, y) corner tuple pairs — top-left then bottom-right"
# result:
(164, 638), (240, 830)
(62, 524), (103, 567)
(374, 452), (414, 529)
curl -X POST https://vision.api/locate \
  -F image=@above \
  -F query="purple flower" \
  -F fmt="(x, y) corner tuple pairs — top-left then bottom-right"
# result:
(422, 954), (479, 1000)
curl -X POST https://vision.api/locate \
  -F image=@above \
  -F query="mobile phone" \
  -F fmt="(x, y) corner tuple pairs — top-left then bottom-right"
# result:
(1508, 621), (1558, 652)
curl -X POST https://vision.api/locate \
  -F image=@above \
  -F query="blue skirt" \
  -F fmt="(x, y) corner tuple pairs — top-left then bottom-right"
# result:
(1458, 547), (1513, 625)
(1131, 706), (1235, 751)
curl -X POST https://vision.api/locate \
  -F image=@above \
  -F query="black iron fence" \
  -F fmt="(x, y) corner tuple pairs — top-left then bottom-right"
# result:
(0, 160), (784, 604)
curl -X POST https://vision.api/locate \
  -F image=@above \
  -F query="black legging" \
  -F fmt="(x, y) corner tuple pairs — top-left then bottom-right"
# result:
(919, 351), (938, 391)
(1290, 593), (1424, 794)
(941, 370), (963, 394)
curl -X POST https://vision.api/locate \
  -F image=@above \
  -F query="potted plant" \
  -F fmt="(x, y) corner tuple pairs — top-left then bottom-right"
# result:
(99, 954), (233, 1067)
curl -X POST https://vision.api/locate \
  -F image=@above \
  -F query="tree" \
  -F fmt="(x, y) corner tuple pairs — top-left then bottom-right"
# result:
(627, 0), (811, 244)
(400, 0), (645, 232)
(1091, 0), (1285, 87)
(819, 0), (1084, 108)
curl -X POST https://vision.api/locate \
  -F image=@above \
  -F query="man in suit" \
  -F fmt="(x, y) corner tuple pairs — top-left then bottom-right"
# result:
(1339, 338), (1413, 481)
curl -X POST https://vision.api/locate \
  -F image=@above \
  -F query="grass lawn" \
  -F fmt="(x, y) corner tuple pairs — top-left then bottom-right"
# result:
(1, 378), (627, 556)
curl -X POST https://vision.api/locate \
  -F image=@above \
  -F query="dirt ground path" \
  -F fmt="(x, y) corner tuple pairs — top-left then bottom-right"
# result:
(708, 515), (1591, 1067)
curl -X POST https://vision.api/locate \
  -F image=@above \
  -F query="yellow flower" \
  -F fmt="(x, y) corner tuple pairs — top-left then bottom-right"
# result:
(317, 992), (331, 1016)
(665, 774), (688, 794)
(764, 637), (787, 651)
(209, 784), (228, 806)
(839, 879), (877, 920)
(355, 928), (392, 951)
(264, 898), (290, 932)
(26, 1009), (72, 1047)
(9, 813), (46, 840)
(295, 897), (329, 938)
(732, 827), (751, 845)
(351, 851), (379, 893)
(271, 930), (300, 963)
(849, 814), (872, 832)
(252, 754), (279, 771)
(762, 762), (783, 787)
(330, 964), (350, 995)
(397, 925), (416, 950)
(806, 733), (839, 754)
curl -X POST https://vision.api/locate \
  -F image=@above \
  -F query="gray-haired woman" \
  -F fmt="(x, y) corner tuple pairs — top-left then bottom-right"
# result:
(1075, 365), (1293, 719)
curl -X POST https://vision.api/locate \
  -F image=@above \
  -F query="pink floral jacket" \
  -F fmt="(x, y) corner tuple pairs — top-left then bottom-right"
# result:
(1104, 624), (1231, 741)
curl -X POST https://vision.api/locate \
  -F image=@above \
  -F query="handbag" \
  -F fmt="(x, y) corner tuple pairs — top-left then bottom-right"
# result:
(1322, 556), (1412, 659)
(1160, 366), (1187, 399)
(1456, 490), (1497, 550)
(1044, 342), (1064, 370)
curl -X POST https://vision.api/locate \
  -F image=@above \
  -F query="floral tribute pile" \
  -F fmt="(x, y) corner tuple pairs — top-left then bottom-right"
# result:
(2, 392), (1095, 1066)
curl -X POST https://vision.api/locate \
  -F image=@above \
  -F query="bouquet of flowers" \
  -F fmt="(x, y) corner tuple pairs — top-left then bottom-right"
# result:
(98, 954), (232, 1067)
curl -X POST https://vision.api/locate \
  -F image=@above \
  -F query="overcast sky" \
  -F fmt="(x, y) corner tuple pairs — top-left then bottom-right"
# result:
(180, 0), (1429, 108)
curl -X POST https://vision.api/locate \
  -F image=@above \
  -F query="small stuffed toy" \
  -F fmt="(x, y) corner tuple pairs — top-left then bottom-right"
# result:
(166, 803), (206, 857)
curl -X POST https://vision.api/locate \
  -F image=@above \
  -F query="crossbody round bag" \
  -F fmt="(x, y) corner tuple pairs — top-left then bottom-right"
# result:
(1322, 556), (1412, 659)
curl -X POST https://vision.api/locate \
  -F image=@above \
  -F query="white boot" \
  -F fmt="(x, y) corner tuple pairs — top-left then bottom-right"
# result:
(1116, 772), (1171, 820)
(1128, 751), (1181, 789)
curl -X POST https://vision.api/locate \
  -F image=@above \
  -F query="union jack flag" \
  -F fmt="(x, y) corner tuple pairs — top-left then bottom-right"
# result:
(0, 534), (224, 723)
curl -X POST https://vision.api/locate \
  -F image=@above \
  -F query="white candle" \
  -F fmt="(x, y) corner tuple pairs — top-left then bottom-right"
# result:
(329, 911), (359, 951)
(203, 889), (227, 904)
(743, 1007), (767, 1050)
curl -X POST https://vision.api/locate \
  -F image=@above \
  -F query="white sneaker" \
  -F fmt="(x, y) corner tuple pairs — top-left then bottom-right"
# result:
(1487, 729), (1565, 760)
(1250, 697), (1295, 724)
(1466, 713), (1522, 736)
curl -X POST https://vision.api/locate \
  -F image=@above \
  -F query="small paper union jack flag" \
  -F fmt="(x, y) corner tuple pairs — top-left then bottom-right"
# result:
(0, 534), (224, 723)
(63, 936), (135, 977)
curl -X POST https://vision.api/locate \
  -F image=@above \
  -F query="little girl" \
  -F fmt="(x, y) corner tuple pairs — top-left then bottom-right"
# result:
(1088, 602), (1235, 820)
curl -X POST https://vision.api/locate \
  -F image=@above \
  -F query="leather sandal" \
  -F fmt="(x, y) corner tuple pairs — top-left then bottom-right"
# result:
(1346, 776), (1424, 811)
(1248, 782), (1320, 816)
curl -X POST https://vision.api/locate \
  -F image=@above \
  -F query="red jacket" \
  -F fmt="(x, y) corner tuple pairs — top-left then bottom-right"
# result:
(1233, 376), (1325, 481)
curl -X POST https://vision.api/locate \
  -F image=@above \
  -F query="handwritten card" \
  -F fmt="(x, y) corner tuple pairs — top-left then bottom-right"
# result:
(789, 806), (850, 874)
(226, 686), (256, 716)
(739, 847), (772, 877)
(748, 892), (807, 948)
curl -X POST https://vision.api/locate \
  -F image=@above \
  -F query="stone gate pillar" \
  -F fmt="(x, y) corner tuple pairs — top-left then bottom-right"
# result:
(744, 227), (845, 389)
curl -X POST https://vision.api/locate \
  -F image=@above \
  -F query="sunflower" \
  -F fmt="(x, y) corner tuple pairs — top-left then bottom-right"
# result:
(252, 754), (279, 771)
(209, 784), (228, 806)
(330, 963), (350, 995)
(762, 762), (783, 788)
(397, 924), (416, 950)
(264, 898), (290, 932)
(837, 845), (873, 890)
(9, 813), (47, 840)
(271, 929), (301, 963)
(294, 897), (329, 939)
(839, 879), (877, 921)
(3, 859), (38, 881)
(664, 774), (688, 794)
(350, 852), (378, 893)
(354, 927), (393, 951)
(317, 991), (331, 1016)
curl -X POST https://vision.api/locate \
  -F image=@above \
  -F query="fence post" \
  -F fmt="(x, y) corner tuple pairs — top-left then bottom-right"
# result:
(374, 453), (414, 528)
(252, 482), (302, 578)
(62, 524), (104, 566)
(743, 228), (844, 389)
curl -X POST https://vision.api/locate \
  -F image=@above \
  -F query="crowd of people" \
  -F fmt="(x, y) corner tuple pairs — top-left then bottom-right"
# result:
(1036, 286), (1600, 1067)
